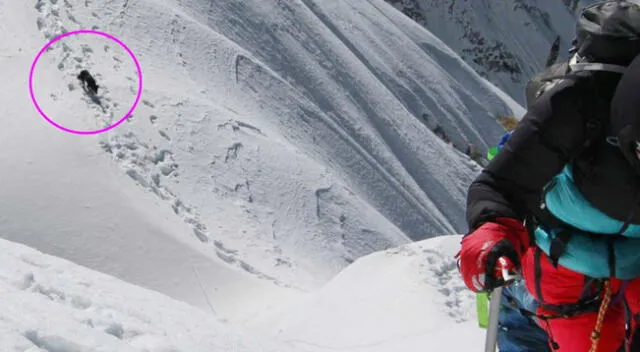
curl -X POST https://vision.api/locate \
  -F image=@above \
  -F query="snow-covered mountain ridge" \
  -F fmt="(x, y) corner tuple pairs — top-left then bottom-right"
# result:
(385, 0), (600, 103)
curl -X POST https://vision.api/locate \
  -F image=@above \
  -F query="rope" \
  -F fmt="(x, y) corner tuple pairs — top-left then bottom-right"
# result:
(590, 280), (613, 352)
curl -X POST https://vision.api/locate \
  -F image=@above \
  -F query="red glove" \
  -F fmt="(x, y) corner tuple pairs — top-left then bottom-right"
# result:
(456, 217), (531, 292)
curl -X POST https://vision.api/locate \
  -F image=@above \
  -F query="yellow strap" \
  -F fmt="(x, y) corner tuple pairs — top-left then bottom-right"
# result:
(589, 280), (612, 352)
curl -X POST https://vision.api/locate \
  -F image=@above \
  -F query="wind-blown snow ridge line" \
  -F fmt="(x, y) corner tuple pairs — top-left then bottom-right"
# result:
(300, 0), (406, 116)
(236, 54), (453, 234)
(301, 0), (464, 233)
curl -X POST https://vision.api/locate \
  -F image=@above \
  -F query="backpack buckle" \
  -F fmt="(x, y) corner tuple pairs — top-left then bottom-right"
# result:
(549, 231), (572, 268)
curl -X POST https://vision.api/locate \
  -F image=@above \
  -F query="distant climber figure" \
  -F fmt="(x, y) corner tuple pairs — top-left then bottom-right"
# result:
(77, 69), (99, 95)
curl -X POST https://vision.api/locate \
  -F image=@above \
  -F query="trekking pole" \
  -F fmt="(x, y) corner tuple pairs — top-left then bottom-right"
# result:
(484, 257), (518, 352)
(484, 286), (503, 352)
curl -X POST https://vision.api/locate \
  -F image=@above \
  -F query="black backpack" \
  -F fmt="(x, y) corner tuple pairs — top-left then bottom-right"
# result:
(525, 0), (640, 110)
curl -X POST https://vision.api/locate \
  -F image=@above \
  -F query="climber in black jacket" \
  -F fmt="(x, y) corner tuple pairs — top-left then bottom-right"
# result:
(77, 69), (99, 95)
(458, 1), (640, 351)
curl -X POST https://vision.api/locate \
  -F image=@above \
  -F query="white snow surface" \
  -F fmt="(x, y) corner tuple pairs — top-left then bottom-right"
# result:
(0, 237), (291, 352)
(273, 234), (481, 352)
(0, 0), (523, 350)
(0, 233), (477, 352)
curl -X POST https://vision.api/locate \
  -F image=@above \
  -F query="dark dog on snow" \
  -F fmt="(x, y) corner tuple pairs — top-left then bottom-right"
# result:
(77, 69), (99, 94)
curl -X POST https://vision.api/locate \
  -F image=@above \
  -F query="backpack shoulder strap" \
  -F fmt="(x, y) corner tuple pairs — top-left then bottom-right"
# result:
(569, 62), (627, 75)
(525, 63), (572, 108)
(575, 67), (619, 150)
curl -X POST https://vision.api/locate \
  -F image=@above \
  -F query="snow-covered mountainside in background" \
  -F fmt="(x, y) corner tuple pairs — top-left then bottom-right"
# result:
(5, 0), (521, 306)
(0, 233), (476, 352)
(385, 0), (599, 104)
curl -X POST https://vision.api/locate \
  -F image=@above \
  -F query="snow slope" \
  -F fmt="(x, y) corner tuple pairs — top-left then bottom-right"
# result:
(272, 234), (480, 352)
(0, 237), (296, 352)
(385, 0), (600, 104)
(4, 0), (522, 309)
(0, 231), (477, 352)
(0, 0), (511, 348)
(4, 0), (298, 326)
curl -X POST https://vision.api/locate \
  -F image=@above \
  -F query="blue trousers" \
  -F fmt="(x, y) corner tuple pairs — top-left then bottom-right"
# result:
(497, 280), (551, 352)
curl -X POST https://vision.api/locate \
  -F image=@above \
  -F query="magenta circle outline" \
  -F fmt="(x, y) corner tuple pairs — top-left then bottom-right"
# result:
(29, 30), (143, 135)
